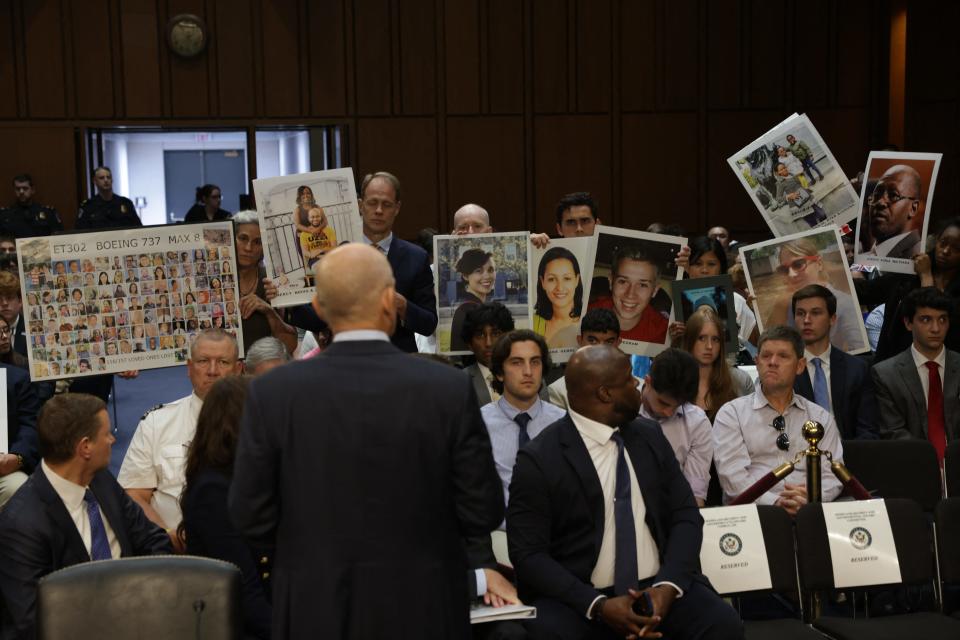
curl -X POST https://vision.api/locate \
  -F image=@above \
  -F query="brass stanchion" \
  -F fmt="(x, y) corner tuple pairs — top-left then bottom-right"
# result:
(803, 421), (824, 503)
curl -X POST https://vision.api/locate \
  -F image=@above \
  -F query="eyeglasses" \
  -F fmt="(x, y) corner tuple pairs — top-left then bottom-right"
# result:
(0, 328), (10, 337)
(771, 415), (790, 451)
(775, 256), (819, 276)
(868, 183), (920, 205)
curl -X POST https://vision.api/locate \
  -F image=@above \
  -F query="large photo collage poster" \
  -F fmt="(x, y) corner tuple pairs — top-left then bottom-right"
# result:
(252, 168), (364, 308)
(17, 221), (244, 381)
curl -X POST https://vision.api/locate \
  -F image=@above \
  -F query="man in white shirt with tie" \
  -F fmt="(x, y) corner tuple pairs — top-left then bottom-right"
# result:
(507, 345), (742, 639)
(0, 393), (171, 639)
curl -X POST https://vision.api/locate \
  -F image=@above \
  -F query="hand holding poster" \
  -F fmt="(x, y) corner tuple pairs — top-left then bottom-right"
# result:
(17, 221), (243, 381)
(434, 232), (530, 355)
(584, 227), (685, 357)
(728, 113), (861, 237)
(252, 168), (363, 307)
(528, 237), (592, 363)
(854, 151), (943, 274)
(739, 226), (870, 355)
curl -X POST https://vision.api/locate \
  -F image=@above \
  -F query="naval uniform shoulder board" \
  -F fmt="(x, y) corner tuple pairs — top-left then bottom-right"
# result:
(140, 403), (166, 420)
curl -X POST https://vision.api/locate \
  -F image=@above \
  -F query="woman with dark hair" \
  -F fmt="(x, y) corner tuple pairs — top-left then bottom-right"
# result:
(184, 184), (232, 222)
(179, 375), (271, 639)
(449, 249), (496, 351)
(532, 246), (583, 349)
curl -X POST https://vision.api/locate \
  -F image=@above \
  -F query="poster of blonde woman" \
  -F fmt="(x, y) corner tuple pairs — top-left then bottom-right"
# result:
(528, 237), (591, 362)
(433, 232), (529, 355)
(252, 168), (363, 307)
(739, 226), (869, 355)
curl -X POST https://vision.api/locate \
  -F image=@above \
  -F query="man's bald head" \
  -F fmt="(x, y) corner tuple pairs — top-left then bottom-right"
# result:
(880, 164), (922, 194)
(452, 204), (493, 235)
(869, 164), (923, 241)
(313, 244), (396, 333)
(565, 345), (640, 427)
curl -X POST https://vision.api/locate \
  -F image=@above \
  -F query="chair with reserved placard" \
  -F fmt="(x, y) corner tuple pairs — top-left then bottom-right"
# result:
(795, 498), (960, 639)
(701, 505), (824, 639)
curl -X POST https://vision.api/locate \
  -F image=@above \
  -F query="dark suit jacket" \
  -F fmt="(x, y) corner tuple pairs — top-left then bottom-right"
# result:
(2, 362), (40, 472)
(0, 467), (171, 639)
(229, 339), (503, 639)
(795, 348), (879, 440)
(286, 237), (437, 353)
(13, 315), (25, 357)
(872, 347), (960, 442)
(506, 415), (704, 615)
(182, 468), (271, 640)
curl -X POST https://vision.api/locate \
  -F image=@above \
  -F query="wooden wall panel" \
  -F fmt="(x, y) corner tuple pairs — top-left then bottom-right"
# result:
(487, 0), (523, 114)
(214, 0), (256, 117)
(620, 113), (699, 233)
(260, 0), (301, 117)
(575, 0), (610, 113)
(70, 0), (115, 118)
(659, 1), (698, 111)
(835, 0), (874, 107)
(120, 0), (163, 118)
(165, 1), (212, 117)
(445, 117), (524, 229)
(791, 0), (831, 109)
(619, 0), (656, 112)
(353, 0), (392, 115)
(804, 108), (871, 183)
(398, 1), (436, 115)
(22, 0), (67, 118)
(533, 115), (611, 232)
(443, 0), (480, 115)
(705, 0), (741, 110)
(532, 0), (568, 113)
(0, 127), (78, 224)
(0, 5), (19, 118)
(745, 0), (787, 109)
(356, 118), (439, 235)
(307, 0), (348, 116)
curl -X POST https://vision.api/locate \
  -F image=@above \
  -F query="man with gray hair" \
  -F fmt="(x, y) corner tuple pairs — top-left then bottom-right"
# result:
(118, 329), (242, 549)
(244, 336), (291, 376)
(231, 243), (503, 638)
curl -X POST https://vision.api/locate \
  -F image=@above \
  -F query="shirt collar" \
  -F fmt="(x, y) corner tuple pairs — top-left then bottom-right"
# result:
(911, 343), (946, 370)
(189, 393), (203, 423)
(497, 395), (543, 420)
(804, 345), (831, 369)
(362, 233), (393, 254)
(752, 385), (804, 412)
(476, 361), (493, 381)
(569, 408), (618, 446)
(41, 459), (87, 512)
(333, 330), (390, 343)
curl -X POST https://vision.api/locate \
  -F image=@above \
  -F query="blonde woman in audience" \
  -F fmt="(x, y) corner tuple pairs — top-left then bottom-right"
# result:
(680, 307), (754, 421)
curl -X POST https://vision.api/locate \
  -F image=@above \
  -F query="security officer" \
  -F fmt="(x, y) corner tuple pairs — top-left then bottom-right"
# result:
(0, 174), (63, 238)
(76, 166), (142, 229)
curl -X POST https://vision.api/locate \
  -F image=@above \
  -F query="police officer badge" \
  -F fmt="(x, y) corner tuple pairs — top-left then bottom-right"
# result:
(849, 526), (872, 550)
(719, 532), (743, 556)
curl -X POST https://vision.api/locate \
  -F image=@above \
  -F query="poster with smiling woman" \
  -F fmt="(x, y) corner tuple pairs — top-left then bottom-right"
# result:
(434, 232), (530, 355)
(528, 237), (592, 362)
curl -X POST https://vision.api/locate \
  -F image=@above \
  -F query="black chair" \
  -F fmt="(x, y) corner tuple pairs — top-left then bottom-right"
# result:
(935, 497), (960, 617)
(37, 556), (241, 640)
(703, 505), (825, 639)
(944, 440), (960, 497)
(796, 498), (960, 639)
(842, 439), (942, 510)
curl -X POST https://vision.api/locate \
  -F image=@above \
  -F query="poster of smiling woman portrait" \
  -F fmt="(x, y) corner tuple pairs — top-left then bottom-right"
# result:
(528, 237), (591, 362)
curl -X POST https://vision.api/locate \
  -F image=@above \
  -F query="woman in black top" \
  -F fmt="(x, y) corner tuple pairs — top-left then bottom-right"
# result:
(184, 184), (232, 222)
(180, 375), (272, 639)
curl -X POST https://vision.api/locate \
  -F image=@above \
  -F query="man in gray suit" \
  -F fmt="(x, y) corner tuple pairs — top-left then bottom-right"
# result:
(872, 287), (960, 463)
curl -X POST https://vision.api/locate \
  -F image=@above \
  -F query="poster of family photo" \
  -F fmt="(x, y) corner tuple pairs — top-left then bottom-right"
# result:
(252, 168), (363, 307)
(584, 226), (686, 357)
(739, 226), (870, 355)
(854, 151), (942, 274)
(527, 237), (593, 363)
(729, 113), (861, 237)
(434, 232), (530, 355)
(670, 274), (739, 357)
(17, 221), (244, 381)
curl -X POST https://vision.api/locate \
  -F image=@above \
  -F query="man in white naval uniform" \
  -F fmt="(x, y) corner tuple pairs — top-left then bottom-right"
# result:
(118, 329), (242, 550)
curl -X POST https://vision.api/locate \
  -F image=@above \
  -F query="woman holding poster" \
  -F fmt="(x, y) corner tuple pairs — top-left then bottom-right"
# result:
(449, 249), (496, 351)
(532, 246), (583, 349)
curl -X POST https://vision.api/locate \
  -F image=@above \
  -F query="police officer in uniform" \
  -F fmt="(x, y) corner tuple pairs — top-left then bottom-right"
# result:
(76, 166), (142, 230)
(0, 174), (63, 238)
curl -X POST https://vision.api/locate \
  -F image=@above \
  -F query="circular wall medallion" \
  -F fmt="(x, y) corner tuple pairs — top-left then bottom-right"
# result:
(167, 14), (208, 59)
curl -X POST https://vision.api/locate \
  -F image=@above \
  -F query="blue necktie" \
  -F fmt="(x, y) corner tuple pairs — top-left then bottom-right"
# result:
(610, 431), (638, 595)
(515, 412), (532, 448)
(812, 357), (829, 411)
(83, 489), (112, 561)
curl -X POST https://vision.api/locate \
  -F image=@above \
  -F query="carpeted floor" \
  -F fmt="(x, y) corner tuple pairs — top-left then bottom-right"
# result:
(107, 366), (194, 476)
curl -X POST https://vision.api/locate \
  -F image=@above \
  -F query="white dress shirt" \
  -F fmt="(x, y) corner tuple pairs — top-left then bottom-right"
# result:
(333, 329), (390, 343)
(638, 383), (713, 501)
(362, 232), (393, 254)
(804, 345), (833, 412)
(568, 409), (661, 590)
(42, 461), (122, 559)
(712, 386), (844, 505)
(911, 344), (946, 406)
